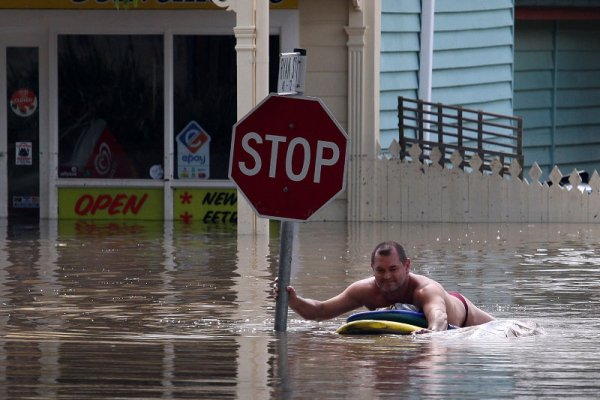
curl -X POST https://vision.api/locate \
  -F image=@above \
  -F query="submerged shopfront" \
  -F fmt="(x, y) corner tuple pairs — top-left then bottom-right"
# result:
(0, 1), (298, 225)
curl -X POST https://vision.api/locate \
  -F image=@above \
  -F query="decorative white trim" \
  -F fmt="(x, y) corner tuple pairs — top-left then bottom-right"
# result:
(211, 0), (232, 11)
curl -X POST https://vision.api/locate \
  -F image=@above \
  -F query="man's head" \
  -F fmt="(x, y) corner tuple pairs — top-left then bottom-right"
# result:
(371, 241), (408, 267)
(370, 241), (410, 294)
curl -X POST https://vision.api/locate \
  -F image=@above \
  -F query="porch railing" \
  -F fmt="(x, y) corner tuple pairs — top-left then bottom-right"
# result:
(397, 97), (524, 178)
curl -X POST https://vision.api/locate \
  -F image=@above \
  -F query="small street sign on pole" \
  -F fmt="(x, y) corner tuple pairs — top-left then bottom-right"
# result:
(277, 48), (306, 96)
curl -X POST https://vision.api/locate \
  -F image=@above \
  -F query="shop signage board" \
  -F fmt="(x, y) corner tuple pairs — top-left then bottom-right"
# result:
(58, 187), (236, 223)
(58, 188), (164, 220)
(0, 0), (297, 9)
(173, 188), (237, 224)
(229, 93), (348, 221)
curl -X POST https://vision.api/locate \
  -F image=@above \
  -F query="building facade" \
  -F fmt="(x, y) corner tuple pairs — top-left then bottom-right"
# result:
(8, 1), (597, 228)
(0, 0), (383, 231)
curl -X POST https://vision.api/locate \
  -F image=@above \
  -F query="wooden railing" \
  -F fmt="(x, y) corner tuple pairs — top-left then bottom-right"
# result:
(397, 97), (523, 177)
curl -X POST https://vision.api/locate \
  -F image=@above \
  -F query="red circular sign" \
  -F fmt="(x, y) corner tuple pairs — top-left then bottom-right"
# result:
(229, 94), (348, 221)
(10, 88), (38, 117)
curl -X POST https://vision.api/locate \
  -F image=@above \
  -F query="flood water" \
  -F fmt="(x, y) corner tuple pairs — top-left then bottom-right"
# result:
(1, 220), (600, 399)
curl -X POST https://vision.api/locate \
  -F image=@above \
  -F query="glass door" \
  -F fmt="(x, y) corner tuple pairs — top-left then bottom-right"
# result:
(1, 44), (40, 220)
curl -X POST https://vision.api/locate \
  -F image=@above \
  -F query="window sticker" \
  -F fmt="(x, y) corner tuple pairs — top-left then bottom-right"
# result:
(10, 89), (38, 117)
(12, 196), (39, 209)
(59, 119), (135, 178)
(176, 120), (211, 179)
(15, 142), (33, 166)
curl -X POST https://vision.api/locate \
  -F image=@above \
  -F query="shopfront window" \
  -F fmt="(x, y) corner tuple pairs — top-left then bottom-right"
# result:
(58, 35), (164, 179)
(57, 33), (279, 182)
(173, 35), (236, 180)
(173, 35), (280, 180)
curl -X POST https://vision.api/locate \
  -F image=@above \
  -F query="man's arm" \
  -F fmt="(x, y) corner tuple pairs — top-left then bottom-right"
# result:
(276, 281), (366, 321)
(414, 284), (449, 332)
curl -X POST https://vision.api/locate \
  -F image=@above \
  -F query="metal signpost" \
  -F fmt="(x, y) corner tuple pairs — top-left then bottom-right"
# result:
(229, 50), (348, 331)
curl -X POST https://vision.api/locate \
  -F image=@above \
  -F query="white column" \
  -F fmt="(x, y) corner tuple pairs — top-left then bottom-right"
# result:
(213, 0), (269, 235)
(418, 0), (435, 104)
(211, 2), (271, 398)
(346, 0), (381, 221)
(419, 0), (435, 143)
(163, 30), (175, 220)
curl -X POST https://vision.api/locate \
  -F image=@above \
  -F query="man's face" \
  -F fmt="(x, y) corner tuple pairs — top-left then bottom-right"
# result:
(371, 248), (409, 294)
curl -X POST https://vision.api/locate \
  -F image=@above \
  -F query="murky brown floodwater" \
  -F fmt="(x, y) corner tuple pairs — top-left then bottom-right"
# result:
(1, 219), (600, 399)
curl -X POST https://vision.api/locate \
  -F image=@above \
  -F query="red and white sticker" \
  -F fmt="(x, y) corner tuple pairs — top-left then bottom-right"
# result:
(10, 88), (38, 117)
(15, 142), (33, 165)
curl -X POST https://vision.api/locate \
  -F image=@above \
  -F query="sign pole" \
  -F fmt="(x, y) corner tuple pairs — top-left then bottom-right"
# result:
(274, 219), (294, 331)
(274, 49), (305, 332)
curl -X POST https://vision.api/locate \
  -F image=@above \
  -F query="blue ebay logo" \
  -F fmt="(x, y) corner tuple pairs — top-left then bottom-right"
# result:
(177, 121), (209, 154)
(181, 154), (207, 165)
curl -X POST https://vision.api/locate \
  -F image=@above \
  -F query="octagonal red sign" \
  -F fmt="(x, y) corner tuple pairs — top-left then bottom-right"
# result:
(229, 94), (348, 221)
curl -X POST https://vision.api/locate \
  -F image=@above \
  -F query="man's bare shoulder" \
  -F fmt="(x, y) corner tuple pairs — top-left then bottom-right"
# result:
(342, 277), (377, 299)
(411, 273), (443, 290)
(346, 277), (377, 292)
(351, 277), (375, 285)
(344, 277), (385, 310)
(411, 274), (446, 301)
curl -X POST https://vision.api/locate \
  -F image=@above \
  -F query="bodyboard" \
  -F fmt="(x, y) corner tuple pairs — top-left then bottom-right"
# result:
(345, 309), (457, 330)
(336, 319), (421, 335)
(346, 309), (428, 327)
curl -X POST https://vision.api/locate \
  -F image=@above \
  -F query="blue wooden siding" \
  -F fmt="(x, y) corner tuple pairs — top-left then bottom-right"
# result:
(431, 0), (514, 113)
(514, 20), (600, 178)
(380, 0), (421, 146)
(380, 0), (515, 149)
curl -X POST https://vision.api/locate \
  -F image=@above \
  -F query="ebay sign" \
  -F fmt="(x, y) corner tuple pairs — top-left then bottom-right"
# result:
(176, 120), (211, 179)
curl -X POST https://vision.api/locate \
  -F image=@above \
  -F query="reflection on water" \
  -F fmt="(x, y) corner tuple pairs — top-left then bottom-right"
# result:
(1, 220), (600, 398)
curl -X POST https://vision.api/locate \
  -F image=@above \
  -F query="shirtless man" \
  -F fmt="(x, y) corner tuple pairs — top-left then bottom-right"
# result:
(274, 240), (494, 332)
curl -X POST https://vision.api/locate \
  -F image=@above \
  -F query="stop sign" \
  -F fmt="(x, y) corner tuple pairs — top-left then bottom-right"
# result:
(229, 94), (348, 221)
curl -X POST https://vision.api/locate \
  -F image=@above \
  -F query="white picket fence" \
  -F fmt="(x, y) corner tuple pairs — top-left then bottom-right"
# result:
(374, 141), (600, 223)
